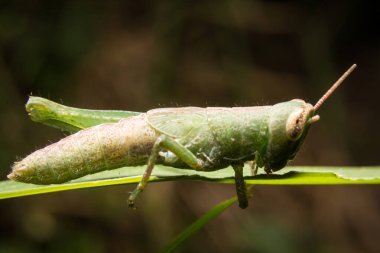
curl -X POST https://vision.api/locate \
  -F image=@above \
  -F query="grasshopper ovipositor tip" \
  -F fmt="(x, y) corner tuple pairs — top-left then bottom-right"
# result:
(8, 162), (29, 181)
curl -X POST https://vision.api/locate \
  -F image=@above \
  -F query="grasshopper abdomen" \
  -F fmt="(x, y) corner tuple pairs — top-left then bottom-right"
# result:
(9, 115), (158, 184)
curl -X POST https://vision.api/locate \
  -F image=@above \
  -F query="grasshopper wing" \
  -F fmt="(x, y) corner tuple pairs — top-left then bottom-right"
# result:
(147, 107), (208, 140)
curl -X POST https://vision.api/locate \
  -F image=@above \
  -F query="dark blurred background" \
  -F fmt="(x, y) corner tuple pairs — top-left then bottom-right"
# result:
(0, 0), (379, 252)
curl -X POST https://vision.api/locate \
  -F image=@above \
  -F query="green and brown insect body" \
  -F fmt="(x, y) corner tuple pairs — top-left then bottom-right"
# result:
(9, 100), (315, 208)
(8, 64), (357, 209)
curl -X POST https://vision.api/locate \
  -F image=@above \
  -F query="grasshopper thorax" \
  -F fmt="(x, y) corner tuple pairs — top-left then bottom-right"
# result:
(263, 99), (315, 172)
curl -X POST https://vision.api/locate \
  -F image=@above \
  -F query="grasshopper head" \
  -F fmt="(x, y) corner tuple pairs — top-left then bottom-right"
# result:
(263, 99), (317, 172)
(262, 64), (356, 173)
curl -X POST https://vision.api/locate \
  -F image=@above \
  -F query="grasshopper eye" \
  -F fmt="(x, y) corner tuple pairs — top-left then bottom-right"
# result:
(286, 108), (307, 141)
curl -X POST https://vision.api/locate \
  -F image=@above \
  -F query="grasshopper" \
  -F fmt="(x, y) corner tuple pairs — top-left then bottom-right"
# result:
(8, 64), (356, 209)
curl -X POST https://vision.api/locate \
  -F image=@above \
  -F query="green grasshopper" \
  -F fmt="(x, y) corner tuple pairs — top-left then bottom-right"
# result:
(8, 64), (356, 209)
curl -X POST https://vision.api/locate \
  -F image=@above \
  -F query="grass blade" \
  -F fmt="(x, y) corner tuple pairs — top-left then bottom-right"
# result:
(159, 194), (239, 253)
(1, 166), (380, 199)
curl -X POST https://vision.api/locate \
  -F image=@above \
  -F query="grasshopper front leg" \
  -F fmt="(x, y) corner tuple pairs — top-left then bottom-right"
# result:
(128, 135), (204, 209)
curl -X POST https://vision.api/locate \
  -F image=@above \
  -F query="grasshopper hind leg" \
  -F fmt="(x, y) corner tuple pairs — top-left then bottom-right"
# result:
(128, 135), (204, 209)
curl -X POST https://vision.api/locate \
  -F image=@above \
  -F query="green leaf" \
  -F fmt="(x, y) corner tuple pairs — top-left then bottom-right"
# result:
(159, 193), (239, 253)
(1, 166), (379, 199)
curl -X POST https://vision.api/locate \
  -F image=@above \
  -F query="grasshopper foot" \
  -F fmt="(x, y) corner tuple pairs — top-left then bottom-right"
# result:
(128, 199), (137, 210)
(128, 188), (143, 209)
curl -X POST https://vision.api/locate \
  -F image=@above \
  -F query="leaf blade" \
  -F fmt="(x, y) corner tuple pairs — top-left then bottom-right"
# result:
(1, 166), (380, 199)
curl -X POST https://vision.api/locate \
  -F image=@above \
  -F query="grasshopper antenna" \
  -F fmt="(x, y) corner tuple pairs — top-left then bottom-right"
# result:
(314, 64), (357, 111)
(310, 64), (357, 124)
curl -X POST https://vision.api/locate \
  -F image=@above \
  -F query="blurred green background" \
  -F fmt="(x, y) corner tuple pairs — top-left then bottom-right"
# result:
(0, 0), (379, 252)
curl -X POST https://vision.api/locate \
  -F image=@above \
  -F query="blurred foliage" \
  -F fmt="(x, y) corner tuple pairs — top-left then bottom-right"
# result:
(0, 0), (379, 252)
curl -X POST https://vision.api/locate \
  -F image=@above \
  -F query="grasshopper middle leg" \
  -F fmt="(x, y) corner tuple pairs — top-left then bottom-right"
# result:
(232, 162), (249, 209)
(128, 135), (204, 208)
